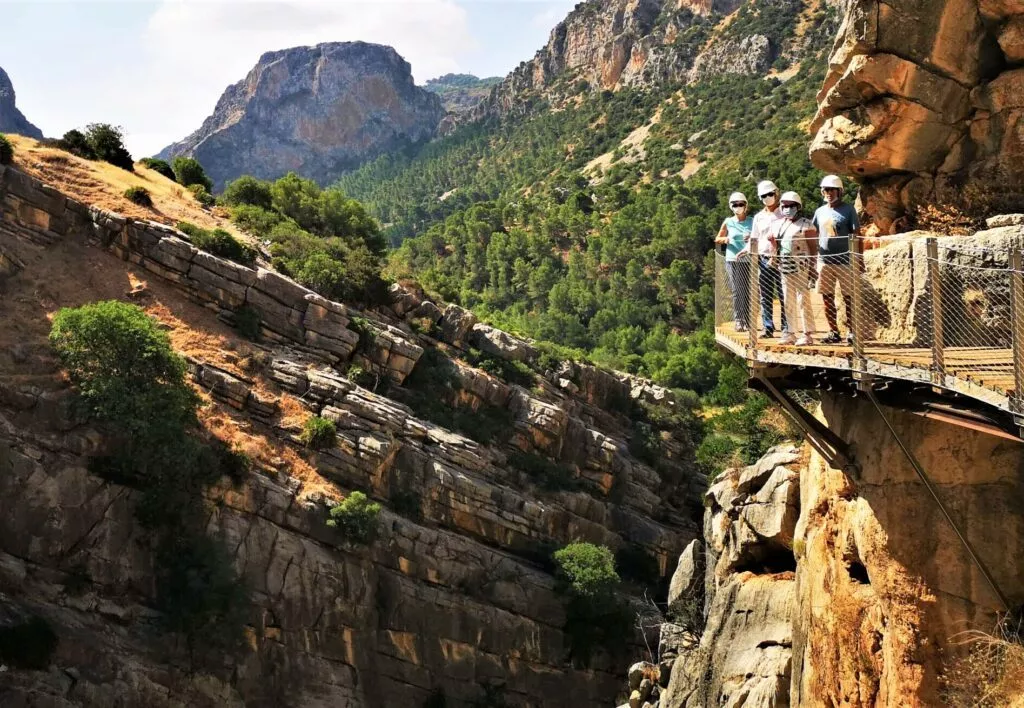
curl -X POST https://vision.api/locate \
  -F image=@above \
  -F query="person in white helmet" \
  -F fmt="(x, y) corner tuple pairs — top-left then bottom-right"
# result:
(771, 191), (818, 345)
(812, 174), (859, 344)
(738, 179), (786, 337)
(715, 191), (753, 331)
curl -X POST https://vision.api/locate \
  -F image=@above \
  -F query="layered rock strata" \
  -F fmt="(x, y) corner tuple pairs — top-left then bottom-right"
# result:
(0, 163), (701, 706)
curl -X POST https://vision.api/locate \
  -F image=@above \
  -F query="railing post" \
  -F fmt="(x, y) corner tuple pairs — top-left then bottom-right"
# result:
(850, 235), (865, 374)
(748, 239), (759, 351)
(1009, 249), (1024, 421)
(927, 238), (944, 388)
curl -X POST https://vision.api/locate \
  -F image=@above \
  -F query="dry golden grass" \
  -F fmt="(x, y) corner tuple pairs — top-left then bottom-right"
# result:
(941, 619), (1024, 707)
(5, 135), (249, 241)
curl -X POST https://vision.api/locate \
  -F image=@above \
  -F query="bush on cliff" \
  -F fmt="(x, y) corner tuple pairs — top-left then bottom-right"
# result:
(189, 183), (216, 207)
(49, 301), (249, 662)
(300, 415), (336, 450)
(552, 541), (630, 666)
(124, 186), (153, 208)
(172, 156), (214, 192)
(140, 157), (176, 181)
(176, 221), (258, 268)
(327, 491), (381, 543)
(0, 134), (13, 165)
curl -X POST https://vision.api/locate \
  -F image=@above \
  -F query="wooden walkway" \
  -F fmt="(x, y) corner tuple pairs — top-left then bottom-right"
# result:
(715, 301), (1018, 415)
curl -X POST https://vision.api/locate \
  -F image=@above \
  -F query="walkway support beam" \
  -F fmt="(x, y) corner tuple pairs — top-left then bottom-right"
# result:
(864, 386), (1010, 612)
(1010, 249), (1024, 422)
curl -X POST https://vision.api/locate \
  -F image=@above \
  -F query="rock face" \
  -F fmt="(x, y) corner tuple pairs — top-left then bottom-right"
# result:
(809, 0), (1024, 231)
(0, 162), (702, 706)
(0, 66), (43, 140)
(660, 446), (800, 708)
(469, 0), (802, 121)
(627, 397), (1024, 707)
(158, 42), (445, 191)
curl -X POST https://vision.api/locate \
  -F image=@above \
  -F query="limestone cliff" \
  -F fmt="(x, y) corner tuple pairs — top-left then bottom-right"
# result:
(619, 394), (1024, 707)
(157, 42), (445, 191)
(0, 163), (702, 706)
(469, 0), (814, 121)
(0, 66), (43, 140)
(809, 0), (1024, 232)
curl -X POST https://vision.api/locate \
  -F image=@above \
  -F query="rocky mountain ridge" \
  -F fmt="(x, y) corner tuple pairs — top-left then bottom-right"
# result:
(157, 42), (445, 191)
(423, 73), (501, 115)
(0, 160), (701, 706)
(0, 66), (43, 140)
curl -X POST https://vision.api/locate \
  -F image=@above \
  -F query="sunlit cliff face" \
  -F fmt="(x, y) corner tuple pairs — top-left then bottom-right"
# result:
(809, 0), (1023, 232)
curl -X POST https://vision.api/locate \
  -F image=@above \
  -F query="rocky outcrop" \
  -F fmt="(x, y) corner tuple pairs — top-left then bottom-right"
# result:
(468, 0), (794, 121)
(0, 161), (702, 706)
(809, 0), (1024, 232)
(158, 42), (445, 191)
(0, 66), (43, 140)
(657, 446), (799, 708)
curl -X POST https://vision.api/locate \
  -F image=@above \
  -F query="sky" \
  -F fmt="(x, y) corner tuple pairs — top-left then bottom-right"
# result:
(1, 0), (578, 157)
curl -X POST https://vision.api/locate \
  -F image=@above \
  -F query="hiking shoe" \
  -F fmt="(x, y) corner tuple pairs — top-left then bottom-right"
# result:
(779, 333), (797, 345)
(760, 329), (774, 338)
(823, 331), (841, 344)
(796, 335), (814, 346)
(735, 322), (747, 332)
(846, 332), (854, 345)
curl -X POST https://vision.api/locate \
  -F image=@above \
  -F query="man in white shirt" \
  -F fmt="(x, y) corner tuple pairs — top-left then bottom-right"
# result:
(739, 180), (785, 337)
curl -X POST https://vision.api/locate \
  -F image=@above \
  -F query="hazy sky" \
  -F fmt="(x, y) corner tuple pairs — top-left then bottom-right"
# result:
(2, 0), (577, 157)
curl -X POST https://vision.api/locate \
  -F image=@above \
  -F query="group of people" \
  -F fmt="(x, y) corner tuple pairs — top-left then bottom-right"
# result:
(715, 175), (859, 346)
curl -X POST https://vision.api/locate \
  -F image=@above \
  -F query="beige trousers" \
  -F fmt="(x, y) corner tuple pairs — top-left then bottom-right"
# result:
(781, 269), (815, 336)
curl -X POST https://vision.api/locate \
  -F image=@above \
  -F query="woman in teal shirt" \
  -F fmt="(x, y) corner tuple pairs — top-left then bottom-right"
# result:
(715, 191), (754, 331)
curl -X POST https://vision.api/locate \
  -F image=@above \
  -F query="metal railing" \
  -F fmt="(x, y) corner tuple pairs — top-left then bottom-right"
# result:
(714, 231), (1024, 418)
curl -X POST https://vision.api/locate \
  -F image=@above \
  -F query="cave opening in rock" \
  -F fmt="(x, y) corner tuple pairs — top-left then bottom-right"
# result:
(733, 544), (797, 575)
(847, 560), (870, 585)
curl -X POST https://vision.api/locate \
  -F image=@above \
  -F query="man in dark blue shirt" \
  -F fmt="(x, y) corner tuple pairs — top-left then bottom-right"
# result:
(812, 175), (859, 344)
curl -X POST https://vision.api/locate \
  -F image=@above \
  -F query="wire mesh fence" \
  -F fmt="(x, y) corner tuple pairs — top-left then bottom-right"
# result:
(713, 232), (1024, 417)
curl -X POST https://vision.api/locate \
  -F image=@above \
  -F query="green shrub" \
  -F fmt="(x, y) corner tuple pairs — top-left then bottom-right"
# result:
(84, 123), (134, 171)
(55, 129), (95, 159)
(327, 490), (381, 543)
(49, 301), (197, 438)
(300, 415), (336, 449)
(124, 186), (153, 207)
(177, 221), (257, 267)
(0, 134), (13, 165)
(464, 348), (535, 387)
(172, 156), (213, 192)
(189, 183), (216, 207)
(233, 305), (262, 341)
(222, 175), (274, 209)
(0, 615), (58, 670)
(553, 542), (619, 599)
(140, 157), (175, 180)
(230, 204), (284, 239)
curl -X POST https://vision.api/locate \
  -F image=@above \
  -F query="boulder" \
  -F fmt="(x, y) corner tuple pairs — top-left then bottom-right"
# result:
(667, 540), (703, 615)
(469, 324), (537, 363)
(438, 304), (478, 345)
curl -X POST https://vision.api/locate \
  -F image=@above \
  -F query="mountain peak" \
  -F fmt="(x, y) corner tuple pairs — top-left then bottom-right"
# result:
(0, 66), (43, 140)
(157, 42), (444, 190)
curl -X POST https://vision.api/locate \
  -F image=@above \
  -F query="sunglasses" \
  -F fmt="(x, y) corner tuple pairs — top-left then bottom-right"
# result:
(759, 192), (777, 200)
(730, 202), (746, 207)
(781, 202), (800, 208)
(821, 187), (840, 192)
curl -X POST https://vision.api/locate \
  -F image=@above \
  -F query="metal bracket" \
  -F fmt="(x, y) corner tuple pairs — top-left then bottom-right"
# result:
(756, 373), (858, 476)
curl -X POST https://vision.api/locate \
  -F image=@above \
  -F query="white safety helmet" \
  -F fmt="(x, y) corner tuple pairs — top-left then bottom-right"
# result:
(820, 174), (844, 191)
(728, 191), (747, 205)
(757, 180), (779, 198)
(780, 191), (802, 206)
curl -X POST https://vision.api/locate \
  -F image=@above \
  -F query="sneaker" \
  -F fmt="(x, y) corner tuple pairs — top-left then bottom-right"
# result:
(736, 322), (747, 332)
(846, 332), (854, 345)
(779, 333), (797, 345)
(796, 335), (814, 346)
(761, 329), (774, 338)
(823, 331), (841, 344)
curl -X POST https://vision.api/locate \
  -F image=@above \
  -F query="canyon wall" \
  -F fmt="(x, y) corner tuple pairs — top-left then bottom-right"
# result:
(627, 394), (1024, 707)
(810, 0), (1024, 232)
(0, 163), (701, 706)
